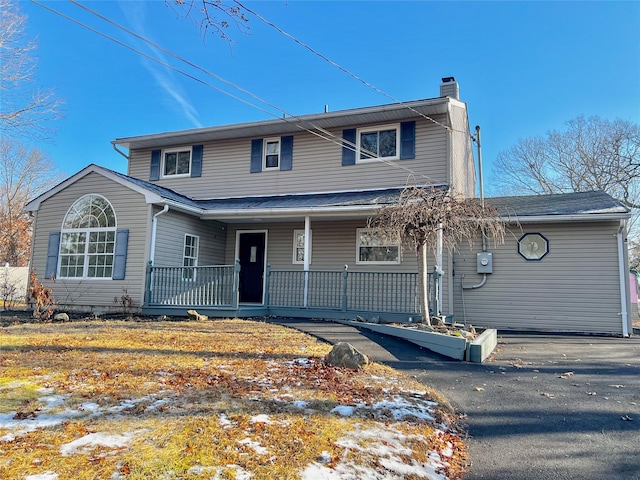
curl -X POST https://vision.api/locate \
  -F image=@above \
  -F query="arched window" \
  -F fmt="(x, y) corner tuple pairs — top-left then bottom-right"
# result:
(59, 195), (117, 278)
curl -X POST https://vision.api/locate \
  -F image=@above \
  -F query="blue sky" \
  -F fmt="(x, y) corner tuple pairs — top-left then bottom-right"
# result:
(20, 0), (640, 195)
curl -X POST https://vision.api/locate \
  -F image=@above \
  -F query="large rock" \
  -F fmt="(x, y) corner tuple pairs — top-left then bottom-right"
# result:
(325, 342), (369, 369)
(53, 312), (69, 322)
(187, 309), (208, 321)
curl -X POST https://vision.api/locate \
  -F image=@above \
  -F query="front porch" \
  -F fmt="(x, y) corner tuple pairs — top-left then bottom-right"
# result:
(143, 263), (439, 323)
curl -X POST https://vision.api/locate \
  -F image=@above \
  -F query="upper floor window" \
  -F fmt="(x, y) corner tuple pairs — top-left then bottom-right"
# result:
(150, 145), (202, 181)
(342, 122), (414, 167)
(163, 147), (192, 177)
(59, 194), (117, 278)
(264, 138), (280, 170)
(356, 228), (401, 264)
(357, 124), (399, 162)
(250, 136), (293, 173)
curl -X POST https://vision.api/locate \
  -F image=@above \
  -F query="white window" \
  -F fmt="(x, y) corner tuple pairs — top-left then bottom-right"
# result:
(356, 229), (400, 264)
(183, 234), (199, 280)
(357, 124), (399, 162)
(59, 195), (117, 278)
(293, 230), (312, 264)
(263, 138), (280, 170)
(163, 147), (192, 177)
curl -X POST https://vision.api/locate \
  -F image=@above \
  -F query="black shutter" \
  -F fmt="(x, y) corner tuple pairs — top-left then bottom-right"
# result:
(191, 145), (203, 177)
(45, 232), (61, 280)
(280, 136), (293, 171)
(150, 150), (161, 180)
(342, 129), (356, 166)
(400, 121), (416, 159)
(250, 139), (263, 173)
(112, 229), (129, 280)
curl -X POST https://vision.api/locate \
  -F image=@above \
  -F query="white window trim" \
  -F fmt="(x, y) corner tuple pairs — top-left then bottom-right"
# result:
(292, 229), (312, 265)
(356, 124), (400, 163)
(355, 228), (401, 265)
(183, 233), (199, 281)
(59, 229), (117, 280)
(58, 194), (118, 280)
(161, 146), (192, 178)
(262, 137), (280, 171)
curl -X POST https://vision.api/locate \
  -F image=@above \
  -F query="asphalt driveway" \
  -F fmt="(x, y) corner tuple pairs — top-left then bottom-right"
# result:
(271, 319), (640, 480)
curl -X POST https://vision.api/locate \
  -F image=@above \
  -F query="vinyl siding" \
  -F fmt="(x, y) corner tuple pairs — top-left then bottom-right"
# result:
(451, 222), (623, 335)
(127, 118), (448, 199)
(31, 172), (151, 310)
(224, 220), (426, 271)
(153, 209), (226, 267)
(223, 220), (450, 311)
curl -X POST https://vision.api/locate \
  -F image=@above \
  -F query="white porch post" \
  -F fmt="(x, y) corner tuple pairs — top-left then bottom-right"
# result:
(436, 225), (443, 316)
(303, 215), (311, 307)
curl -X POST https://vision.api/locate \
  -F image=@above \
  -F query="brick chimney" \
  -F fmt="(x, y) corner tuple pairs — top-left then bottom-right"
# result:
(440, 76), (459, 100)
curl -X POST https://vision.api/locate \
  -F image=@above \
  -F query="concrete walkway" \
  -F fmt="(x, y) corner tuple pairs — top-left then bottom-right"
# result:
(270, 318), (640, 480)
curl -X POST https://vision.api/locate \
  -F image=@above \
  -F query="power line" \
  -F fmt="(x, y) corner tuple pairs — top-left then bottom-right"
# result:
(64, 1), (430, 180)
(31, 0), (440, 182)
(234, 0), (468, 135)
(67, 1), (409, 165)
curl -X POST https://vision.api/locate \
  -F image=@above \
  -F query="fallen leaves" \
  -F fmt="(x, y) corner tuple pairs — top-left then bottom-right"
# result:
(0, 319), (467, 480)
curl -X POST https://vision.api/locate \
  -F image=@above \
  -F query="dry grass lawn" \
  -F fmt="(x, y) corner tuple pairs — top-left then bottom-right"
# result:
(0, 318), (467, 479)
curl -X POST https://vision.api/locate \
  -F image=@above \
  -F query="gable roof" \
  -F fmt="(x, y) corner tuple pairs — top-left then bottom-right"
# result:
(26, 164), (629, 223)
(112, 97), (458, 151)
(24, 164), (167, 212)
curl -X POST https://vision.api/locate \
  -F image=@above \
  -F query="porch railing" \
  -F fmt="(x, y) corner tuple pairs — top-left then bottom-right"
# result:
(267, 266), (437, 316)
(146, 262), (239, 307)
(145, 261), (438, 317)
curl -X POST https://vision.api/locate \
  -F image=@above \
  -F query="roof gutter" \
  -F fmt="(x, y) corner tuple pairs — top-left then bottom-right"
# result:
(156, 200), (630, 223)
(162, 199), (206, 216)
(198, 204), (382, 220)
(503, 213), (630, 224)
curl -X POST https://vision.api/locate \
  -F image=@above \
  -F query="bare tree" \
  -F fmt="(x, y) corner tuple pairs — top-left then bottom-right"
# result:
(166, 0), (249, 41)
(0, 0), (62, 140)
(0, 139), (63, 266)
(629, 239), (640, 272)
(492, 116), (640, 233)
(369, 185), (505, 326)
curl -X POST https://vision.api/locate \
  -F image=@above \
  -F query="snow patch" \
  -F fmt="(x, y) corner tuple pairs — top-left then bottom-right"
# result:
(25, 473), (59, 480)
(237, 437), (269, 455)
(331, 405), (355, 416)
(60, 431), (137, 456)
(250, 414), (271, 424)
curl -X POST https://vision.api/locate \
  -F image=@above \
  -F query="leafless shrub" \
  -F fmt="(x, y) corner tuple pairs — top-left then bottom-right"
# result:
(369, 185), (505, 325)
(28, 269), (56, 321)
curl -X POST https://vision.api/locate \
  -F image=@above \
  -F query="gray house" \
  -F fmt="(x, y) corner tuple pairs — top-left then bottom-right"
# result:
(25, 78), (633, 336)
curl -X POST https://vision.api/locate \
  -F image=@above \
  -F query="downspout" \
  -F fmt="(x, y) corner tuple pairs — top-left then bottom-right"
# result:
(112, 143), (129, 161)
(150, 205), (169, 264)
(617, 219), (630, 337)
